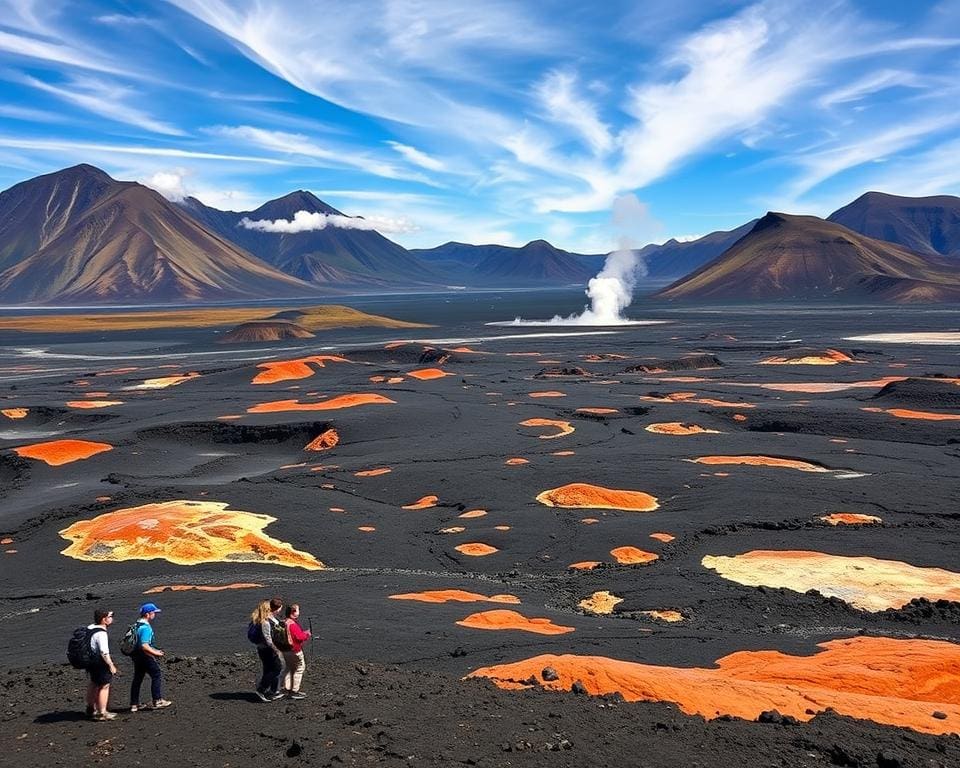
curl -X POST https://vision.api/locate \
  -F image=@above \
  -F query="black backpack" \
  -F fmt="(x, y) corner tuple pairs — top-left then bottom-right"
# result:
(271, 619), (292, 651)
(67, 626), (103, 669)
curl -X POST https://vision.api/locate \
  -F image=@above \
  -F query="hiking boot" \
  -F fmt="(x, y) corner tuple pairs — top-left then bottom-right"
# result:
(254, 690), (269, 702)
(129, 705), (139, 713)
(152, 699), (172, 709)
(289, 691), (307, 700)
(269, 691), (285, 701)
(93, 711), (117, 721)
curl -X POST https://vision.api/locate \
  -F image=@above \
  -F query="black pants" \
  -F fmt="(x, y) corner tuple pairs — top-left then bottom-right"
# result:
(130, 652), (163, 704)
(257, 646), (282, 695)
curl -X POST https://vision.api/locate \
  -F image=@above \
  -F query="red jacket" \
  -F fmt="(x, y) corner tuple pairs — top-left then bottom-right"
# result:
(286, 619), (310, 653)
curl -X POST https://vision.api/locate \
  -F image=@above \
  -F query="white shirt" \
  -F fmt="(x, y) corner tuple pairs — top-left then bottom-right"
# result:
(87, 624), (109, 658)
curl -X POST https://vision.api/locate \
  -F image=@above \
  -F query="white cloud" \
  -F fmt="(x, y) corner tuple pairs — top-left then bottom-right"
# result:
(20, 74), (186, 136)
(819, 69), (923, 108)
(0, 28), (125, 75)
(535, 70), (612, 155)
(211, 125), (436, 184)
(143, 169), (188, 200)
(0, 136), (289, 164)
(385, 141), (445, 171)
(241, 209), (418, 234)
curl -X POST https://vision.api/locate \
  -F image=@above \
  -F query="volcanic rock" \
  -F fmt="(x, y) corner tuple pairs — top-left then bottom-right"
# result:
(220, 320), (314, 343)
(623, 354), (723, 373)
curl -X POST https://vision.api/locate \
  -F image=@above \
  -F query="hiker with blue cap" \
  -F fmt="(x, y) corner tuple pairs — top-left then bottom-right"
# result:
(125, 603), (173, 712)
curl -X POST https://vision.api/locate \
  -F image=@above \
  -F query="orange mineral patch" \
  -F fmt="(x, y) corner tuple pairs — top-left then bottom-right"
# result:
(358, 526), (376, 532)
(691, 455), (829, 472)
(641, 610), (684, 622)
(439, 526), (466, 534)
(569, 561), (601, 570)
(144, 583), (262, 594)
(862, 406), (960, 421)
(247, 393), (395, 413)
(761, 349), (855, 365)
(304, 429), (340, 451)
(456, 609), (574, 635)
(505, 458), (530, 466)
(58, 500), (324, 569)
(610, 546), (659, 565)
(407, 368), (455, 380)
(536, 483), (659, 512)
(251, 355), (349, 385)
(390, 590), (520, 604)
(528, 391), (566, 398)
(454, 542), (498, 556)
(1, 408), (28, 419)
(355, 467), (392, 477)
(468, 636), (960, 736)
(702, 550), (960, 611)
(459, 509), (487, 519)
(519, 418), (575, 439)
(128, 372), (199, 390)
(14, 439), (113, 466)
(645, 422), (719, 435)
(576, 407), (619, 415)
(581, 518), (600, 525)
(821, 513), (883, 526)
(403, 495), (438, 510)
(552, 450), (575, 456)
(66, 400), (123, 409)
(650, 532), (675, 543)
(578, 591), (623, 615)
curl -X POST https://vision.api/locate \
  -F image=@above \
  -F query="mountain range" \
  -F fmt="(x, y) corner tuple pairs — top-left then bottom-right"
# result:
(0, 164), (959, 305)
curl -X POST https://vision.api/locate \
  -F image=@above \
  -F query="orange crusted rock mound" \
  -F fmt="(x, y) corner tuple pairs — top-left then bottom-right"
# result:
(761, 348), (857, 365)
(536, 483), (659, 512)
(578, 591), (623, 615)
(389, 590), (519, 604)
(304, 428), (339, 451)
(402, 495), (438, 510)
(247, 393), (394, 413)
(252, 355), (349, 384)
(456, 609), (574, 635)
(610, 546), (659, 565)
(691, 455), (829, 472)
(59, 500), (323, 570)
(623, 354), (723, 374)
(220, 321), (314, 344)
(14, 439), (113, 466)
(519, 418), (575, 439)
(454, 543), (498, 556)
(1, 407), (28, 419)
(65, 400), (123, 409)
(407, 368), (455, 380)
(144, 583), (263, 594)
(467, 636), (960, 735)
(127, 372), (199, 390)
(702, 550), (960, 611)
(862, 406), (960, 421)
(645, 422), (719, 435)
(820, 513), (882, 526)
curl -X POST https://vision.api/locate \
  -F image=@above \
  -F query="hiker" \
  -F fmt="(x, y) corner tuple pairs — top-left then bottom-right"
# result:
(84, 608), (118, 720)
(281, 603), (312, 699)
(129, 602), (172, 712)
(250, 597), (284, 701)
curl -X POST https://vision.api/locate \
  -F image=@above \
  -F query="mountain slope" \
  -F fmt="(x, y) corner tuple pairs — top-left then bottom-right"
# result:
(828, 191), (960, 258)
(639, 221), (757, 279)
(180, 192), (440, 288)
(657, 212), (960, 303)
(411, 240), (598, 285)
(0, 165), (318, 304)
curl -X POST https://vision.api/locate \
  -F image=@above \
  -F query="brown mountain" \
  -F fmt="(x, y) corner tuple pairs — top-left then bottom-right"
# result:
(411, 239), (598, 285)
(179, 192), (441, 288)
(828, 191), (960, 258)
(0, 165), (318, 304)
(657, 212), (960, 303)
(638, 221), (758, 280)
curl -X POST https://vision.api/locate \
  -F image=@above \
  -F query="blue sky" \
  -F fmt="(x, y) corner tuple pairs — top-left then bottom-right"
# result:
(1, 0), (959, 252)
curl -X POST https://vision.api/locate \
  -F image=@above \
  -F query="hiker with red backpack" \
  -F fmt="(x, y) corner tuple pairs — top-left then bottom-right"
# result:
(249, 597), (285, 702)
(67, 607), (119, 721)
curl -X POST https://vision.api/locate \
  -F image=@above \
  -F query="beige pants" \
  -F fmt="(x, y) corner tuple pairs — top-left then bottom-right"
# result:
(282, 650), (305, 692)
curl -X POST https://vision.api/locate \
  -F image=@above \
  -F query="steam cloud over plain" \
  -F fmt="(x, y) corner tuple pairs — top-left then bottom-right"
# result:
(498, 194), (656, 327)
(241, 209), (417, 234)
